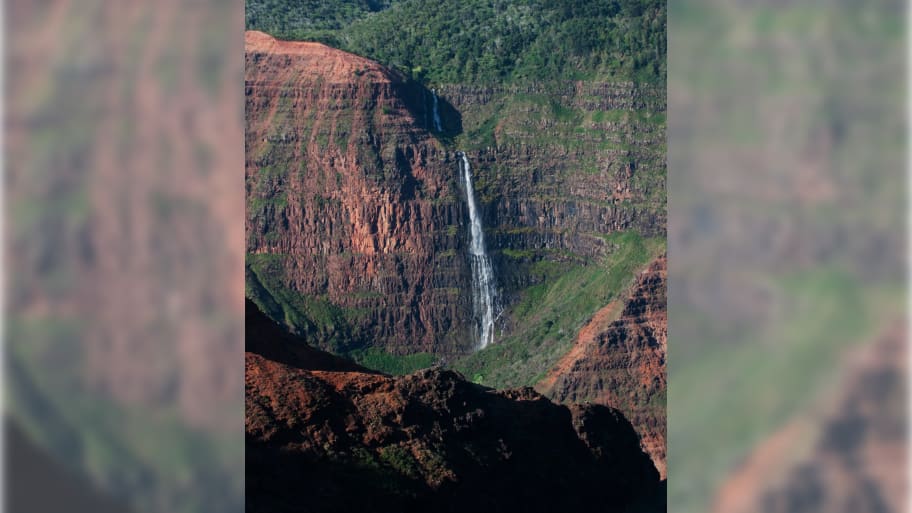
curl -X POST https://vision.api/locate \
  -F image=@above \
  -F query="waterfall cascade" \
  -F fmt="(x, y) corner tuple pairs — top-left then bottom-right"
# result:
(432, 89), (443, 132)
(458, 152), (498, 349)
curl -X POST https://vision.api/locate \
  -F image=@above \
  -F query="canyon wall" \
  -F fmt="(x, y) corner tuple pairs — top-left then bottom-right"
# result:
(245, 30), (666, 364)
(437, 82), (666, 289)
(245, 27), (668, 501)
(245, 31), (473, 355)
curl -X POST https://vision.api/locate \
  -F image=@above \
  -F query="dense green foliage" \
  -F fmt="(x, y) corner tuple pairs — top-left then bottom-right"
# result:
(246, 0), (666, 84)
(347, 348), (439, 375)
(246, 0), (393, 34)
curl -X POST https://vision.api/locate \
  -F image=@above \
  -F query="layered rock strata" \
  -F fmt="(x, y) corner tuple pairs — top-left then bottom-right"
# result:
(245, 31), (471, 354)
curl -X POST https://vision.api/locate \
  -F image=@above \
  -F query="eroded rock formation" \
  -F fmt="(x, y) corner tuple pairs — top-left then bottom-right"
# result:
(246, 300), (663, 512)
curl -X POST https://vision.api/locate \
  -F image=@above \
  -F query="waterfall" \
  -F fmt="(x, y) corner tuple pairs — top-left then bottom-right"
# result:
(459, 152), (498, 349)
(432, 89), (443, 133)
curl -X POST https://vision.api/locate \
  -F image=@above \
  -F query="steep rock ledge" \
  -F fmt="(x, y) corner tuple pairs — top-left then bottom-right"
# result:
(537, 255), (667, 477)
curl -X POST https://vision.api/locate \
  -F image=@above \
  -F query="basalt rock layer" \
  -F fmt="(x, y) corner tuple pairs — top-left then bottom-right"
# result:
(245, 31), (471, 355)
(245, 300), (663, 513)
(537, 255), (667, 478)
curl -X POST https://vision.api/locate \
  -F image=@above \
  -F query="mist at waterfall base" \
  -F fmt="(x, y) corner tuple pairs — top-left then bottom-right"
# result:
(458, 153), (499, 350)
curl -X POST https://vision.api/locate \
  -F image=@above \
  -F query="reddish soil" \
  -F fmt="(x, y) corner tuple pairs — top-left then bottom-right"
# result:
(246, 31), (399, 84)
(539, 299), (624, 390)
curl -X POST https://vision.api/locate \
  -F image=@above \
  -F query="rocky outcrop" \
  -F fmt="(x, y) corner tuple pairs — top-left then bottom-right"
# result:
(246, 300), (663, 513)
(537, 255), (667, 477)
(245, 31), (473, 355)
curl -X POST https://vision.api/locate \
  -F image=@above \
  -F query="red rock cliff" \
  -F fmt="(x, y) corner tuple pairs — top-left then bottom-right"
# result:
(245, 31), (472, 354)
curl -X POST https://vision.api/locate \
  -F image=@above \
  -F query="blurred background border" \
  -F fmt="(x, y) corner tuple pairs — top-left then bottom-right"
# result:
(668, 1), (907, 512)
(5, 1), (244, 511)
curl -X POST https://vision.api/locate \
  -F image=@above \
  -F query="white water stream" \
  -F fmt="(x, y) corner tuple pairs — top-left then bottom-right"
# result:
(458, 152), (498, 349)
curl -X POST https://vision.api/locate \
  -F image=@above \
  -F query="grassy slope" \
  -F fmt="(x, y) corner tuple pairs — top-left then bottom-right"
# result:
(455, 232), (665, 388)
(246, 254), (361, 354)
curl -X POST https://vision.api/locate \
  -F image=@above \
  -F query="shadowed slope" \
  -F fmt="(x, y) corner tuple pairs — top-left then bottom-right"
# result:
(245, 301), (663, 513)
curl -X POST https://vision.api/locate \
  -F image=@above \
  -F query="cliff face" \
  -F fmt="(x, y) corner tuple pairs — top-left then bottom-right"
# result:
(245, 31), (472, 355)
(537, 255), (667, 478)
(246, 30), (666, 360)
(245, 300), (663, 513)
(437, 82), (666, 279)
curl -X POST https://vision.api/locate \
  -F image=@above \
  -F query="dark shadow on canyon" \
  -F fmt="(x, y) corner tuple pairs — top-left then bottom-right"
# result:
(399, 80), (463, 143)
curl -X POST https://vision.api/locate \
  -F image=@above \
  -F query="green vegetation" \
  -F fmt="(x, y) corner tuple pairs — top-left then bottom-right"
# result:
(246, 0), (394, 35)
(500, 248), (536, 259)
(378, 446), (421, 478)
(247, 255), (438, 375)
(248, 192), (287, 214)
(347, 347), (438, 375)
(247, 0), (666, 85)
(455, 231), (664, 389)
(246, 253), (365, 353)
